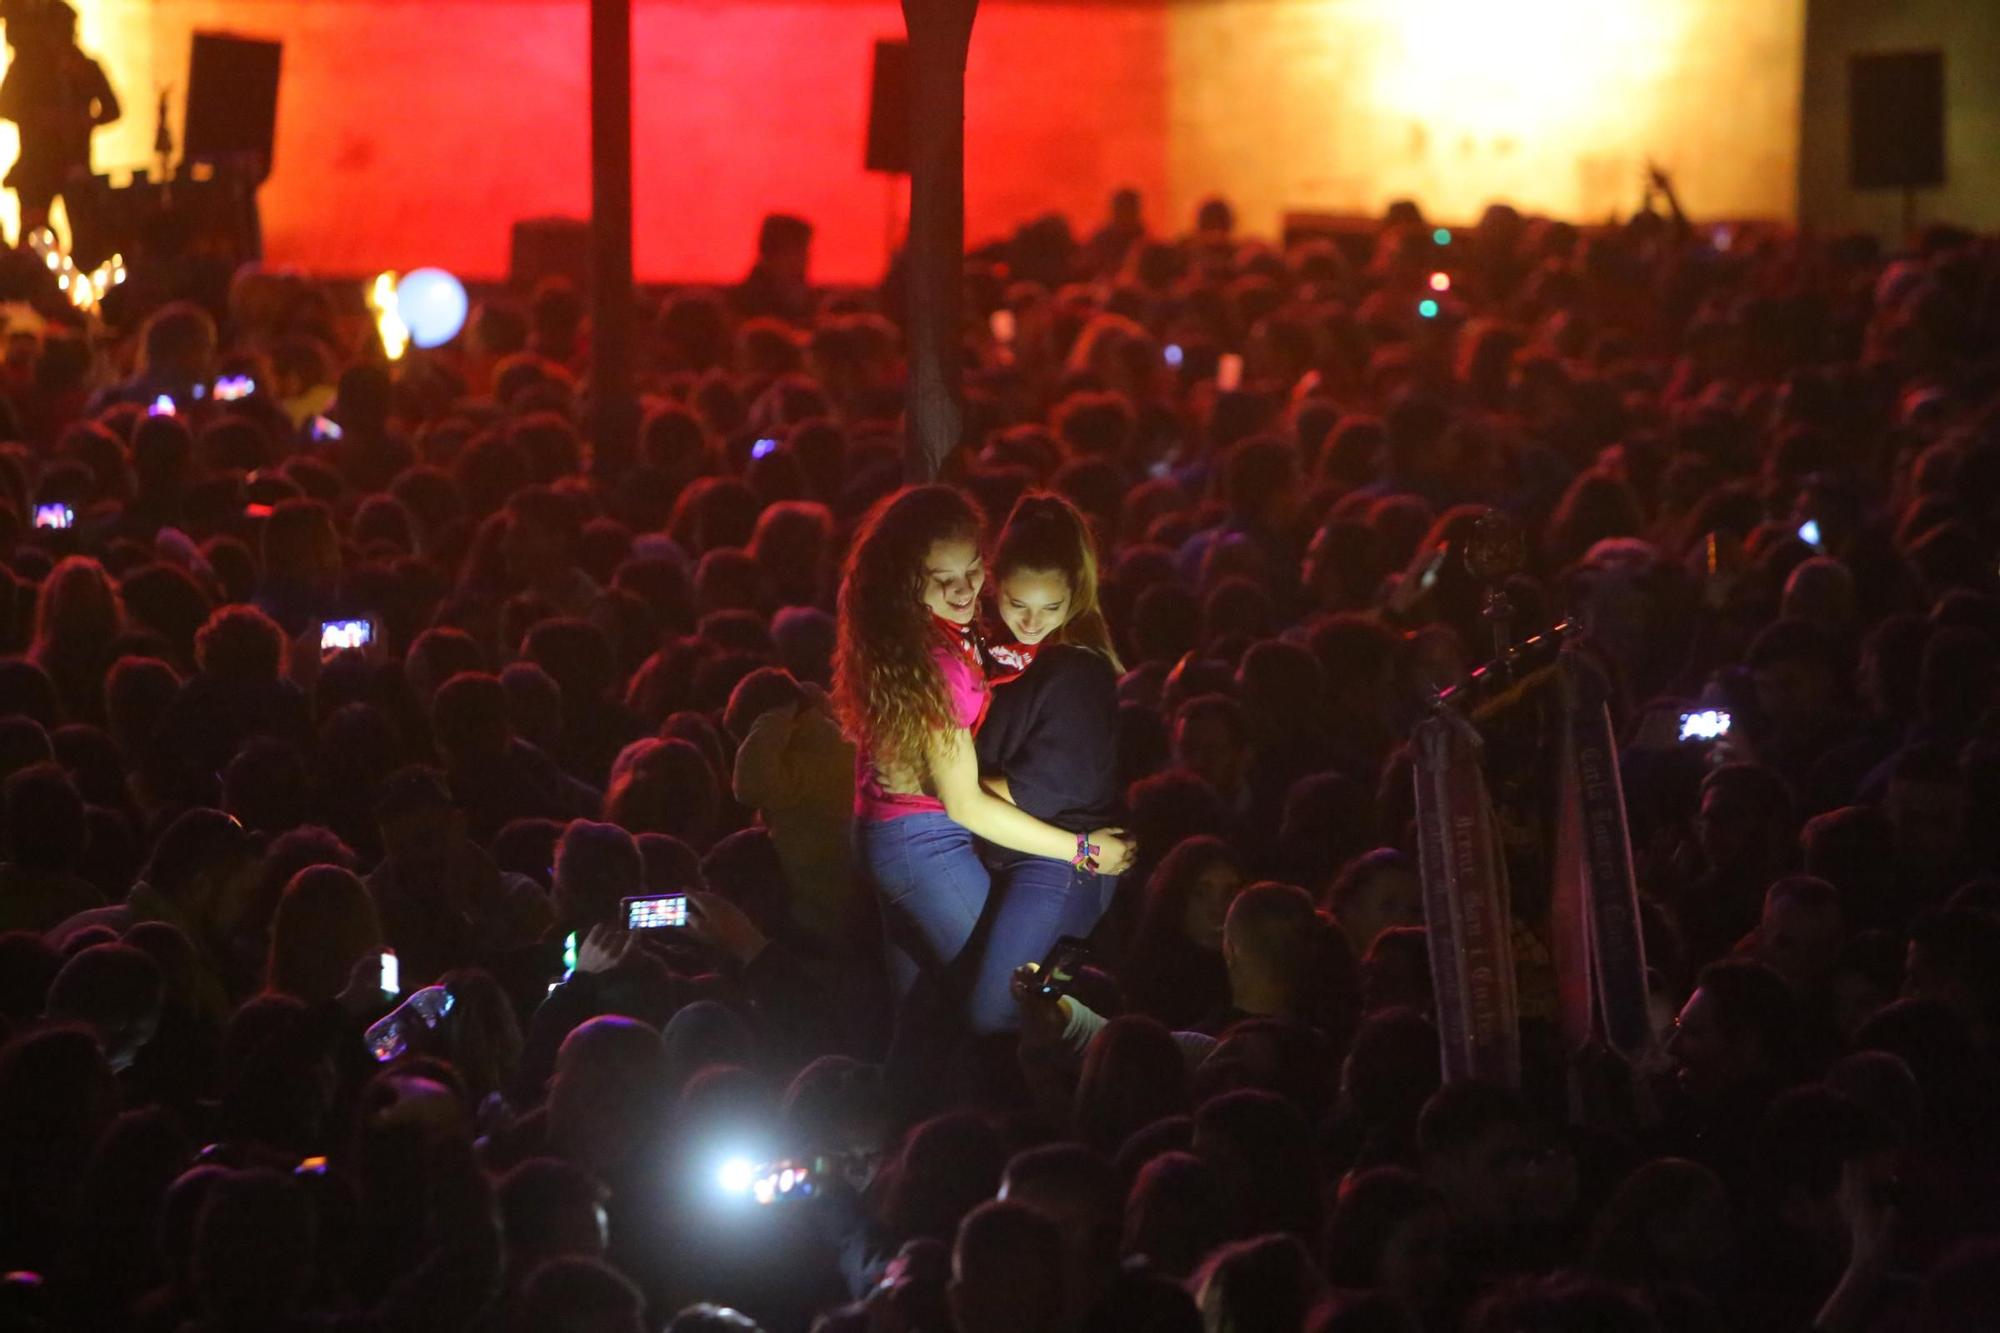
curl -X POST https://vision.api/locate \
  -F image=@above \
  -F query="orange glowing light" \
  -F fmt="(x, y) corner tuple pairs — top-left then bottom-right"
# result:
(1429, 271), (1451, 292)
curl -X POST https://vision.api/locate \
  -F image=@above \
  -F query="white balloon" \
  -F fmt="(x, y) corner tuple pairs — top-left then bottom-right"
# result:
(396, 267), (469, 349)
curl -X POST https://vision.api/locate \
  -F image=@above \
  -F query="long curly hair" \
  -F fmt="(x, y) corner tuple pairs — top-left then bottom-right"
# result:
(834, 485), (983, 785)
(992, 491), (1123, 671)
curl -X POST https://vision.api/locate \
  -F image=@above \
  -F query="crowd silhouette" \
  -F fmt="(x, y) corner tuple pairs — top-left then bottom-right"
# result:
(0, 182), (1998, 1333)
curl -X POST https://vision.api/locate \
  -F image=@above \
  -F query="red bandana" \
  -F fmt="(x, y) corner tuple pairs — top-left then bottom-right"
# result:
(982, 635), (1043, 686)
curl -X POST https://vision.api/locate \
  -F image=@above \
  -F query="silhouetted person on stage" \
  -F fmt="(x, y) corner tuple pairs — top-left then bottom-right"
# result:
(0, 0), (118, 237)
(732, 212), (814, 323)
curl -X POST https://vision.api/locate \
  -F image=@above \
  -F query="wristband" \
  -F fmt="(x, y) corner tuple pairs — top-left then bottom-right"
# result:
(1072, 831), (1096, 870)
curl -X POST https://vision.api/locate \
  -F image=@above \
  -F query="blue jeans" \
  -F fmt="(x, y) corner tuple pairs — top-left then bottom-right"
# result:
(965, 848), (1116, 1034)
(857, 811), (989, 1004)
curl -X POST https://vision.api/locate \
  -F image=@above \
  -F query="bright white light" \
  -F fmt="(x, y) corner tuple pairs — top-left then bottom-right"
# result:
(1797, 519), (1821, 548)
(396, 267), (469, 349)
(717, 1156), (757, 1196)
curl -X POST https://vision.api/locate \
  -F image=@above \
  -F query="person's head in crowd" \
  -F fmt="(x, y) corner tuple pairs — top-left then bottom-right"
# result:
(833, 484), (985, 784)
(1193, 1088), (1322, 1242)
(884, 1110), (1009, 1247)
(505, 484), (585, 590)
(265, 866), (381, 1006)
(1326, 848), (1422, 958)
(516, 1256), (648, 1333)
(721, 665), (804, 745)
(1465, 1271), (1660, 1333)
(1120, 1150), (1228, 1280)
(1918, 1235), (2000, 1332)
(136, 301), (218, 386)
(1695, 763), (1796, 880)
(189, 1168), (316, 1328)
(1587, 1157), (1733, 1298)
(103, 653), (180, 758)
(552, 819), (643, 932)
(999, 1143), (1124, 1329)
(142, 806), (259, 921)
(1882, 742), (1967, 877)
(1171, 693), (1250, 802)
(1667, 958), (1799, 1107)
(1917, 624), (1997, 737)
(1824, 1049), (1924, 1145)
(260, 498), (341, 596)
(1756, 875), (1846, 990)
(950, 1199), (1067, 1333)
(1136, 834), (1245, 957)
(1189, 1233), (1326, 1333)
(432, 671), (513, 767)
(1360, 925), (1433, 1016)
(989, 491), (1121, 667)
(1322, 1167), (1450, 1310)
(4, 760), (88, 876)
(32, 554), (125, 665)
(46, 942), (165, 1071)
(548, 1016), (672, 1179)
(500, 661), (565, 753)
(748, 500), (832, 610)
(604, 738), (720, 848)
(1754, 1086), (1897, 1256)
(221, 737), (311, 835)
(0, 931), (61, 1026)
(1903, 907), (2000, 1047)
(1074, 1015), (1188, 1152)
(405, 626), (486, 708)
(1417, 1080), (1537, 1230)
(1222, 880), (1326, 1018)
(498, 1157), (610, 1287)
(373, 764), (465, 872)
(1799, 805), (1899, 933)
(782, 1056), (892, 1193)
(193, 604), (288, 684)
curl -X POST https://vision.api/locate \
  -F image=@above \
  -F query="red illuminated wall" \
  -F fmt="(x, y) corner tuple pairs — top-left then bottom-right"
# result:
(130, 0), (1171, 286)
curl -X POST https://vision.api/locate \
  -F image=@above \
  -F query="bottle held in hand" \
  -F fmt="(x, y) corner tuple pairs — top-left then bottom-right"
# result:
(365, 984), (455, 1063)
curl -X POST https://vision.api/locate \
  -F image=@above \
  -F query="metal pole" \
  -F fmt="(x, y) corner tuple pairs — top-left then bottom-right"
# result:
(901, 0), (978, 482)
(590, 0), (638, 480)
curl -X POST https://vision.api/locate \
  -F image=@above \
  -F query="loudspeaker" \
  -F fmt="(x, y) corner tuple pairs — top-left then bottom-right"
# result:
(1849, 50), (1945, 190)
(510, 216), (591, 292)
(864, 39), (910, 175)
(183, 32), (283, 179)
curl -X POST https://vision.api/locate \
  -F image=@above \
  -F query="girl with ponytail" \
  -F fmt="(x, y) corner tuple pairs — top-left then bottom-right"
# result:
(834, 485), (1132, 1030)
(965, 492), (1129, 1030)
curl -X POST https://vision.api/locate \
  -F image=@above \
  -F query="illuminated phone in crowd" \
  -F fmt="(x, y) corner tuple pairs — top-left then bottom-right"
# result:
(750, 1159), (819, 1205)
(379, 950), (400, 996)
(623, 894), (688, 931)
(1678, 710), (1731, 744)
(320, 618), (375, 658)
(214, 375), (256, 402)
(311, 414), (343, 441)
(33, 503), (73, 530)
(1216, 353), (1243, 392)
(1035, 935), (1091, 1000)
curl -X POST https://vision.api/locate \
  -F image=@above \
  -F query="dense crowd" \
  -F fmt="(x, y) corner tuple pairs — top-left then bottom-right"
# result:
(0, 182), (1998, 1333)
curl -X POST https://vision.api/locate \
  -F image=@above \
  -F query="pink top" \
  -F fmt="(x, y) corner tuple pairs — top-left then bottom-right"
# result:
(855, 640), (988, 821)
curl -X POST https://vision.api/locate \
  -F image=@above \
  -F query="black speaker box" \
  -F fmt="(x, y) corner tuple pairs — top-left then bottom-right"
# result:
(183, 31), (283, 178)
(1849, 50), (1945, 191)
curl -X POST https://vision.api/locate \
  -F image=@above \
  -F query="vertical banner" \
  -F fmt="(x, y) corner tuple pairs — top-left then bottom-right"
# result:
(1552, 650), (1653, 1060)
(1412, 712), (1521, 1087)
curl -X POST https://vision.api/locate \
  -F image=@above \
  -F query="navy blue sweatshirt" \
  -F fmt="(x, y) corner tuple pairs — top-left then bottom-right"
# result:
(976, 643), (1121, 834)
